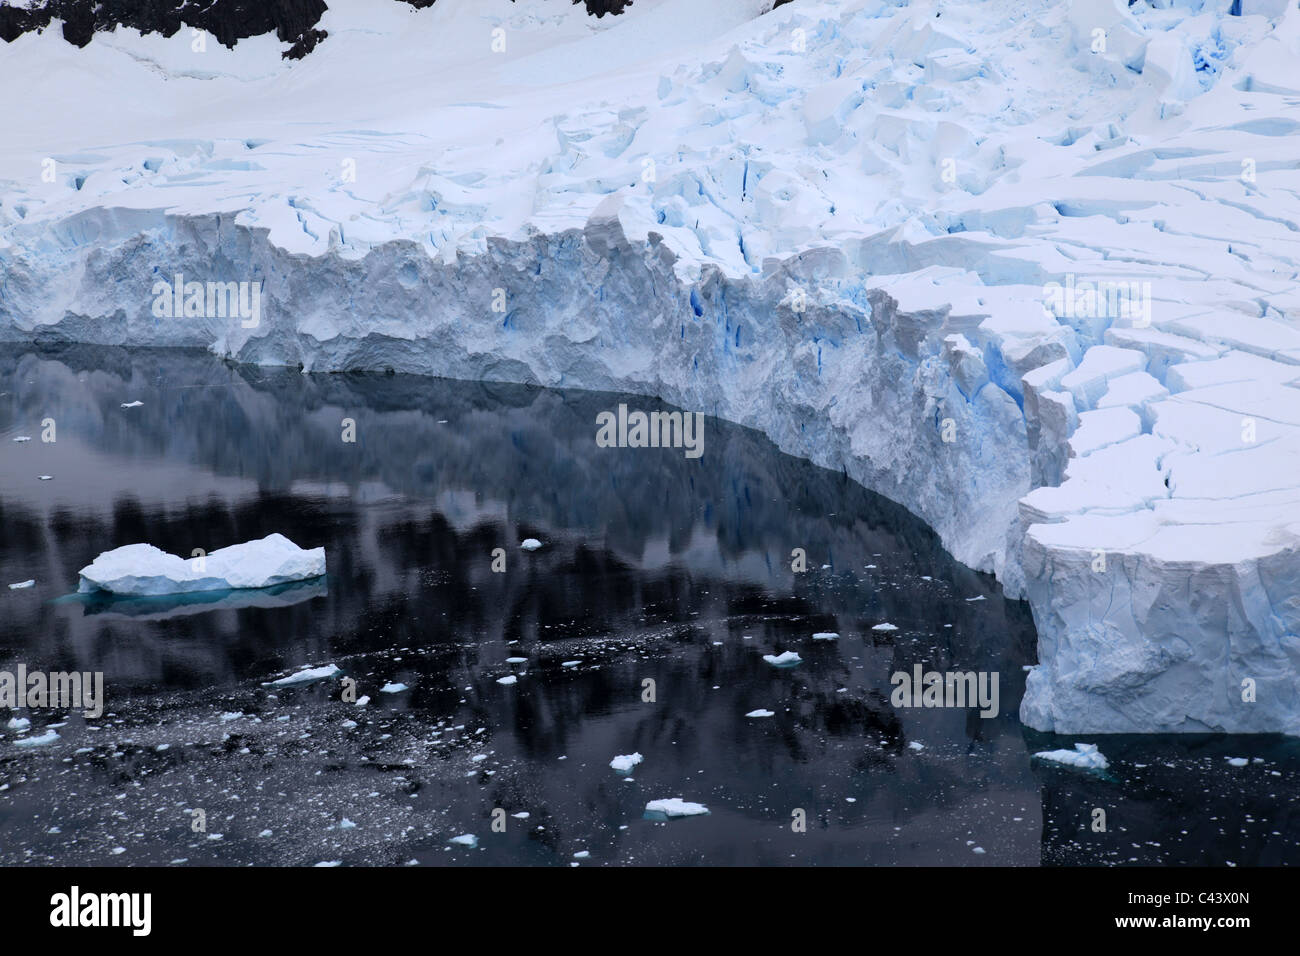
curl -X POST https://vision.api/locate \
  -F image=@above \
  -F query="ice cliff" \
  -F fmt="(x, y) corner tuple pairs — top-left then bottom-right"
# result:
(1, 0), (1299, 734)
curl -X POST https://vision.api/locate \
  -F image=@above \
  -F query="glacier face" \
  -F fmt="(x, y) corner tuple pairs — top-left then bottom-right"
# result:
(3, 0), (1300, 734)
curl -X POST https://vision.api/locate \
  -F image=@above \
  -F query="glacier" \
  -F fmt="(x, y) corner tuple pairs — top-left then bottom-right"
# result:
(2, 0), (1299, 734)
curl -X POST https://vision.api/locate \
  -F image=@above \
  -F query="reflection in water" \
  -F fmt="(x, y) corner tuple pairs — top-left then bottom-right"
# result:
(0, 345), (1296, 867)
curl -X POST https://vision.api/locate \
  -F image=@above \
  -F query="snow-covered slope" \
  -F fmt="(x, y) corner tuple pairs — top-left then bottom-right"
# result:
(2, 0), (1299, 734)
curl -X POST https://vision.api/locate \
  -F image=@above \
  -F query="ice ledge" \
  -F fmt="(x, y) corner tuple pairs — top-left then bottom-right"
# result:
(3, 210), (1299, 736)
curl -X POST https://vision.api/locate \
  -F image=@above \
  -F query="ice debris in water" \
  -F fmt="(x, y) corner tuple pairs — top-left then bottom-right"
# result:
(1032, 743), (1109, 770)
(261, 664), (341, 688)
(520, 538), (542, 551)
(746, 709), (775, 718)
(762, 651), (802, 667)
(380, 682), (408, 693)
(811, 632), (839, 640)
(448, 834), (478, 848)
(8, 580), (35, 590)
(609, 753), (643, 773)
(644, 798), (710, 820)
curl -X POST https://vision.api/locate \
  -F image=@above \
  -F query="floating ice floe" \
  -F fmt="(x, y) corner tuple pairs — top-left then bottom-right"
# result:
(120, 401), (143, 408)
(380, 682), (408, 693)
(520, 538), (542, 551)
(497, 675), (518, 685)
(8, 580), (35, 590)
(78, 533), (325, 595)
(610, 753), (643, 773)
(1226, 757), (1249, 768)
(15, 730), (59, 748)
(762, 651), (802, 667)
(7, 717), (31, 731)
(811, 631), (839, 641)
(561, 660), (581, 668)
(11, 436), (30, 443)
(448, 834), (478, 848)
(1032, 743), (1109, 770)
(872, 623), (898, 632)
(37, 475), (52, 481)
(314, 860), (342, 867)
(644, 798), (710, 820)
(505, 657), (527, 664)
(908, 741), (925, 751)
(261, 664), (341, 688)
(746, 709), (775, 718)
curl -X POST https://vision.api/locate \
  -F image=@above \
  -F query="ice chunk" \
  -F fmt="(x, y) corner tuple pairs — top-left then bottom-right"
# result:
(762, 651), (802, 667)
(1032, 742), (1109, 770)
(520, 538), (542, 551)
(745, 709), (775, 718)
(380, 682), (408, 693)
(496, 675), (518, 685)
(872, 623), (898, 632)
(14, 730), (60, 748)
(644, 798), (710, 819)
(120, 401), (143, 408)
(610, 752), (643, 773)
(811, 631), (839, 640)
(261, 664), (341, 687)
(7, 717), (31, 731)
(78, 533), (325, 595)
(7, 580), (35, 590)
(1226, 757), (1249, 768)
(448, 834), (478, 848)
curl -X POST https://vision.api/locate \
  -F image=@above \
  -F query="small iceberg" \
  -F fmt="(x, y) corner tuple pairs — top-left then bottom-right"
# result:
(762, 651), (802, 667)
(120, 401), (143, 409)
(1226, 757), (1249, 768)
(37, 475), (52, 481)
(746, 708), (775, 718)
(11, 436), (31, 442)
(78, 533), (325, 596)
(1033, 743), (1109, 770)
(262, 664), (341, 688)
(7, 717), (31, 731)
(8, 580), (35, 590)
(520, 538), (542, 551)
(610, 753), (643, 773)
(448, 834), (478, 848)
(811, 631), (839, 641)
(15, 730), (60, 748)
(872, 623), (898, 632)
(380, 682), (408, 693)
(644, 798), (710, 820)
(497, 675), (518, 685)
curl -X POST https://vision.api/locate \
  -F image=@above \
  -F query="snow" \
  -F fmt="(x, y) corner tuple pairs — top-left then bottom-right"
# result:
(609, 753), (643, 773)
(262, 664), (341, 688)
(3, 0), (1300, 735)
(762, 651), (802, 667)
(78, 533), (326, 595)
(644, 798), (710, 819)
(1032, 743), (1110, 771)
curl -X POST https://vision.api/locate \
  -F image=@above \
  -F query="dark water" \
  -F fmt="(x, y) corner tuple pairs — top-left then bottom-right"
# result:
(0, 345), (1296, 867)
